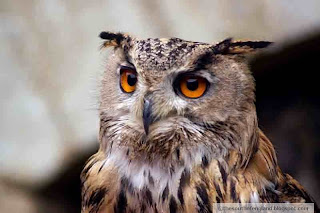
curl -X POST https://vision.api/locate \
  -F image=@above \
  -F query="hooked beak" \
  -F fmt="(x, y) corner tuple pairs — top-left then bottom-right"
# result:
(142, 97), (156, 135)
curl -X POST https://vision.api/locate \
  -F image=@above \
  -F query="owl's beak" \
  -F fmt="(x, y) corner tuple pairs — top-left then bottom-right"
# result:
(142, 97), (155, 135)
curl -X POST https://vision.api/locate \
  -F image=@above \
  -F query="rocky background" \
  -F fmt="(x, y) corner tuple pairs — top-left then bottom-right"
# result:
(0, 0), (320, 212)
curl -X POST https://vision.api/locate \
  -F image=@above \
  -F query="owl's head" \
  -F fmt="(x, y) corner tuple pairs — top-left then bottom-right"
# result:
(99, 32), (271, 166)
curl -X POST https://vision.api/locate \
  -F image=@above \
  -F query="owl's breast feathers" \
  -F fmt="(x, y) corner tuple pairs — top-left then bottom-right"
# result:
(81, 130), (319, 213)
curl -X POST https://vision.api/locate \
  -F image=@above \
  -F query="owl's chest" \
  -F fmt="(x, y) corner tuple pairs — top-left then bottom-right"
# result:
(102, 149), (195, 212)
(119, 166), (185, 212)
(83, 150), (265, 213)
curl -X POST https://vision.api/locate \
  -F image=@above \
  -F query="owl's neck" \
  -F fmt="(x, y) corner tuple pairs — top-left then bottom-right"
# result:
(101, 116), (263, 175)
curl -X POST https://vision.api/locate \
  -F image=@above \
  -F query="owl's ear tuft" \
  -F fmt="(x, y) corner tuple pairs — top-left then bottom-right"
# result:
(213, 39), (272, 55)
(99, 31), (130, 48)
(228, 41), (273, 54)
(212, 38), (233, 54)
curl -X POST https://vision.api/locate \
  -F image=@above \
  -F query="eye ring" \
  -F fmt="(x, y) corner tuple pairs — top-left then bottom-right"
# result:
(174, 74), (209, 99)
(120, 66), (137, 93)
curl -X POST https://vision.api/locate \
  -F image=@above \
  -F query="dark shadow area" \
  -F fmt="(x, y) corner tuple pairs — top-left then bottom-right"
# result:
(252, 32), (320, 203)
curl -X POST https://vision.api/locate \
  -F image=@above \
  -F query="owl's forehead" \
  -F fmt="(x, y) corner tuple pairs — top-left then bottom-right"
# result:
(130, 38), (211, 71)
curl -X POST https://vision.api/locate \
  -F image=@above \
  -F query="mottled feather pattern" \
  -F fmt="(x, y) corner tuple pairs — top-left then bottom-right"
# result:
(81, 32), (319, 212)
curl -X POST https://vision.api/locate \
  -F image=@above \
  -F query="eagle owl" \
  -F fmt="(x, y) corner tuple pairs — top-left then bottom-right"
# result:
(81, 32), (319, 213)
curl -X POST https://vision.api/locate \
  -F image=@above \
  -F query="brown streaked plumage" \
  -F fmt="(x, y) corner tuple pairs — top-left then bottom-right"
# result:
(81, 32), (319, 213)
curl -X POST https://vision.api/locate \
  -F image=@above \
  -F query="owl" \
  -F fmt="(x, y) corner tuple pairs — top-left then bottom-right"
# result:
(81, 32), (319, 213)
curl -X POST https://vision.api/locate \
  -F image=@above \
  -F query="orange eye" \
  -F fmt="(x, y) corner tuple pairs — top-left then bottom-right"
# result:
(120, 67), (137, 93)
(179, 75), (208, 98)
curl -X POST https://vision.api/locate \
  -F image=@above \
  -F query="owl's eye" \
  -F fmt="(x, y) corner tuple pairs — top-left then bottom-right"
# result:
(120, 67), (137, 93)
(177, 75), (208, 99)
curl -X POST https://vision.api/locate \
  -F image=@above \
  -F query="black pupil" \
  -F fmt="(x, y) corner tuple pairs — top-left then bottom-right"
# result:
(127, 73), (137, 86)
(186, 78), (198, 91)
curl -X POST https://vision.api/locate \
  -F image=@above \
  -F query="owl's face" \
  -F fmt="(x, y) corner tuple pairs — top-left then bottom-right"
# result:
(99, 32), (270, 162)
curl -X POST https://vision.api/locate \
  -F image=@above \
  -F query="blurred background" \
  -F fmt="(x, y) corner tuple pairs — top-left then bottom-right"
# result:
(0, 0), (319, 212)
